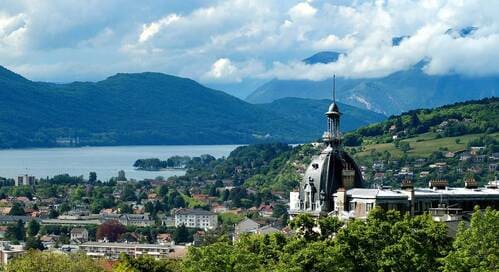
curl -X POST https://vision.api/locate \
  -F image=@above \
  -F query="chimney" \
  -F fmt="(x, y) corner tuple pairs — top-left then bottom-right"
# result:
(464, 178), (478, 189)
(401, 180), (415, 216)
(429, 179), (448, 190)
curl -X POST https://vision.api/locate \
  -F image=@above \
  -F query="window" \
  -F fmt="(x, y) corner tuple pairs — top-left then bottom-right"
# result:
(366, 203), (374, 213)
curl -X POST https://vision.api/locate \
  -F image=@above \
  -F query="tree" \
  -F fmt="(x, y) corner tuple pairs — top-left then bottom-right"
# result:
(173, 225), (189, 243)
(8, 202), (25, 216)
(6, 220), (24, 241)
(158, 184), (169, 197)
(89, 172), (97, 183)
(399, 142), (411, 152)
(96, 220), (126, 242)
(443, 207), (499, 272)
(27, 219), (40, 237)
(114, 253), (180, 272)
(117, 170), (126, 181)
(3, 251), (104, 272)
(24, 236), (45, 250)
(289, 213), (318, 241)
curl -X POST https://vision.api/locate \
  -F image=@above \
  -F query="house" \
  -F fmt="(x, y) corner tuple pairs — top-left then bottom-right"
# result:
(119, 214), (154, 227)
(256, 225), (280, 235)
(211, 204), (228, 214)
(156, 233), (172, 245)
(233, 218), (281, 241)
(40, 235), (59, 248)
(174, 209), (218, 230)
(70, 228), (89, 242)
(258, 204), (274, 217)
(234, 218), (260, 240)
(445, 152), (455, 158)
(419, 171), (430, 178)
(460, 152), (472, 161)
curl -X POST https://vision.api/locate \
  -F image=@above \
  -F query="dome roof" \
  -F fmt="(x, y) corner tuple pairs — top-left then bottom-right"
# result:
(327, 102), (340, 115)
(300, 147), (363, 213)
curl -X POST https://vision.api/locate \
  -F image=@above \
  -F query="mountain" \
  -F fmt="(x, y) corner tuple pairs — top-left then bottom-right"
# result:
(246, 52), (498, 115)
(258, 97), (385, 133)
(302, 51), (341, 64)
(0, 66), (384, 148)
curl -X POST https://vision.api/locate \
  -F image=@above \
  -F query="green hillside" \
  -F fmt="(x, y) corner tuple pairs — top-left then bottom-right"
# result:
(0, 66), (383, 148)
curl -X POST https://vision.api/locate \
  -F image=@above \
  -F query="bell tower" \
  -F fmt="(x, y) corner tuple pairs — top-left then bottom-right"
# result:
(323, 75), (341, 148)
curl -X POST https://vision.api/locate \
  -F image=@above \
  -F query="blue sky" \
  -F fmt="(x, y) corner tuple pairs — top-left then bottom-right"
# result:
(1, 0), (498, 93)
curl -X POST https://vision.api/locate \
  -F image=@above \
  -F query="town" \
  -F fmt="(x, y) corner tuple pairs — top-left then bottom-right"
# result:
(0, 98), (497, 270)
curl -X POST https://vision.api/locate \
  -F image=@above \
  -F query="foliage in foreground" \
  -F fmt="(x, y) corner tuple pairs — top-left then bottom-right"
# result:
(113, 254), (180, 272)
(442, 207), (499, 272)
(3, 208), (497, 272)
(2, 251), (104, 272)
(183, 208), (451, 272)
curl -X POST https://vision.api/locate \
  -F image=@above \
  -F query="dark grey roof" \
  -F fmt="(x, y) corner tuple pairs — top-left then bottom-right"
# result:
(175, 208), (215, 216)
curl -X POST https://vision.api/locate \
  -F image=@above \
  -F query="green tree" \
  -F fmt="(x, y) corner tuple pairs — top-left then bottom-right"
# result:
(3, 251), (104, 272)
(27, 219), (40, 237)
(114, 253), (180, 272)
(89, 171), (97, 183)
(6, 220), (25, 241)
(174, 225), (189, 243)
(24, 236), (45, 250)
(289, 213), (318, 241)
(8, 202), (25, 216)
(443, 207), (499, 272)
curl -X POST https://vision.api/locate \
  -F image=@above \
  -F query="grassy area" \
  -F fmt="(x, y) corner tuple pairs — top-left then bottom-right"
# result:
(354, 132), (499, 159)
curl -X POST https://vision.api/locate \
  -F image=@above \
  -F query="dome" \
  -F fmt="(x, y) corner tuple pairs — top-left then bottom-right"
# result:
(299, 147), (363, 214)
(326, 102), (340, 115)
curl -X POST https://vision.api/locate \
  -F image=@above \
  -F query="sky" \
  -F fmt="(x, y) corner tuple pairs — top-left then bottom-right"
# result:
(1, 0), (499, 95)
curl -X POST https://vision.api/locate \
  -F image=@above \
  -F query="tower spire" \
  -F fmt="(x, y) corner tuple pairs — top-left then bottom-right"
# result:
(323, 75), (341, 148)
(333, 74), (336, 103)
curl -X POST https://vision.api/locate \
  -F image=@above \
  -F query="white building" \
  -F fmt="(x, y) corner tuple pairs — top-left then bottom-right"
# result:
(79, 242), (173, 259)
(15, 175), (35, 186)
(174, 209), (218, 230)
(70, 228), (89, 242)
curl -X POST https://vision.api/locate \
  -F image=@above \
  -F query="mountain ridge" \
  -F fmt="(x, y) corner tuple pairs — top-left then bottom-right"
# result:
(0, 66), (383, 148)
(245, 52), (498, 115)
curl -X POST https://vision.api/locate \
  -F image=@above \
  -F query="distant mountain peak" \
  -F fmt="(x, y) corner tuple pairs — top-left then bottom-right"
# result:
(445, 26), (478, 38)
(302, 51), (342, 64)
(392, 35), (410, 46)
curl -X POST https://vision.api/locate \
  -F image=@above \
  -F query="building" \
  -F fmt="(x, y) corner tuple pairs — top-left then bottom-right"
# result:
(332, 180), (499, 220)
(289, 77), (499, 221)
(289, 76), (363, 217)
(70, 228), (89, 242)
(119, 214), (154, 227)
(233, 218), (280, 241)
(174, 209), (218, 230)
(15, 175), (35, 186)
(0, 243), (25, 265)
(79, 242), (173, 259)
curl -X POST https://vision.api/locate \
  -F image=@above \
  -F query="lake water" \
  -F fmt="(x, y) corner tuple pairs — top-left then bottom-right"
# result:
(0, 145), (239, 181)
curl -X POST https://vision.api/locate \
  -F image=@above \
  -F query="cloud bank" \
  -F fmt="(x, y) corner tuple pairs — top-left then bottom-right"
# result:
(0, 0), (498, 84)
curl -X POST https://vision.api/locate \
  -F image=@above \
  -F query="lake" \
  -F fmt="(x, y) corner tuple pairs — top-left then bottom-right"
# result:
(0, 145), (240, 181)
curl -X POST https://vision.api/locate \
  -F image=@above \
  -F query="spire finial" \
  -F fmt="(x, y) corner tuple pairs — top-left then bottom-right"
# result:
(333, 74), (336, 103)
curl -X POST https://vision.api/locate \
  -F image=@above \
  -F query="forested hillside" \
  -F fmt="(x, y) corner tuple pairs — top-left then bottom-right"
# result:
(0, 66), (382, 148)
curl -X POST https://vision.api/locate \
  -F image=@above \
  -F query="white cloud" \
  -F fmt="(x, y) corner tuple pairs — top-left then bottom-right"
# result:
(288, 2), (317, 20)
(312, 34), (357, 51)
(139, 14), (180, 43)
(0, 0), (498, 85)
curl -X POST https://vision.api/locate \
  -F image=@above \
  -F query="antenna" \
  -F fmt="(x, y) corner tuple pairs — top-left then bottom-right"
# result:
(332, 74), (336, 103)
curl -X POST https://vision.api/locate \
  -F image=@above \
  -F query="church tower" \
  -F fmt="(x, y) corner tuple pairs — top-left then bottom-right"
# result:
(290, 75), (363, 216)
